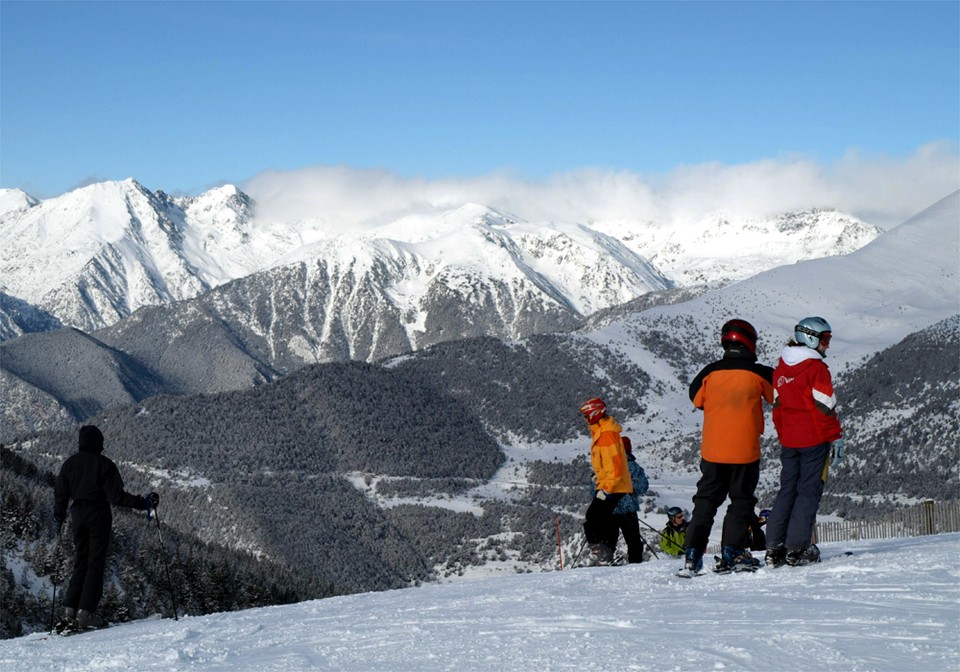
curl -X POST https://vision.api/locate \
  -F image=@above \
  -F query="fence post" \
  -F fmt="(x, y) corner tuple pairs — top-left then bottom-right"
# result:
(554, 513), (564, 570)
(924, 499), (935, 535)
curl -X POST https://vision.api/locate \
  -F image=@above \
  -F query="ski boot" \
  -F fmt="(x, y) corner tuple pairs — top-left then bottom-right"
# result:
(76, 609), (106, 630)
(716, 546), (760, 573)
(764, 544), (787, 568)
(785, 544), (821, 567)
(588, 543), (614, 566)
(54, 607), (78, 634)
(676, 548), (704, 578)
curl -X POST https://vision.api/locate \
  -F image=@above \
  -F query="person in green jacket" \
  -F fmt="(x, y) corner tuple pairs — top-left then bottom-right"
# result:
(659, 507), (687, 557)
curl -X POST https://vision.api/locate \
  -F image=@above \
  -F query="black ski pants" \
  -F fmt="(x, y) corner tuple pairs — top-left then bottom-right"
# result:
(583, 493), (624, 547)
(64, 501), (113, 613)
(606, 511), (645, 563)
(765, 442), (831, 551)
(685, 458), (760, 553)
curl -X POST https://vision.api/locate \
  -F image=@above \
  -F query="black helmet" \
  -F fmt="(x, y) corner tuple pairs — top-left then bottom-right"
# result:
(721, 319), (758, 354)
(667, 506), (684, 520)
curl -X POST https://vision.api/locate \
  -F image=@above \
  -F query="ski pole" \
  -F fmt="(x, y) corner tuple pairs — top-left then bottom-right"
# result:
(637, 516), (682, 549)
(570, 536), (588, 568)
(147, 502), (179, 621)
(49, 522), (66, 633)
(637, 531), (660, 560)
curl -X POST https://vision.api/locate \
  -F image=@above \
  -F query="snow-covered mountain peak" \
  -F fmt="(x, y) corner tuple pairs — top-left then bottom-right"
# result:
(73, 177), (152, 204)
(179, 185), (253, 235)
(180, 184), (249, 214)
(359, 202), (513, 244)
(0, 180), (273, 332)
(1, 180), (162, 300)
(0, 188), (38, 217)
(0, 178), (890, 340)
(624, 207), (881, 286)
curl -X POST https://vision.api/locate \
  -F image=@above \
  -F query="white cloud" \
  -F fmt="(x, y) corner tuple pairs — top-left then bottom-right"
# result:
(242, 143), (959, 232)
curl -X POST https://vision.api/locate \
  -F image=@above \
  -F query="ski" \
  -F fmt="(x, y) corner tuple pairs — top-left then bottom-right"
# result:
(803, 550), (854, 565)
(39, 613), (162, 639)
(677, 550), (854, 577)
(47, 617), (112, 637)
(762, 550), (854, 569)
(57, 623), (111, 637)
(713, 564), (760, 575)
(31, 625), (109, 641)
(574, 555), (627, 569)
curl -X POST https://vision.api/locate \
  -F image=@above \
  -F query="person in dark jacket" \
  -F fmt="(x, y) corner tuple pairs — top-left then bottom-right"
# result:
(54, 425), (159, 630)
(603, 436), (650, 563)
(680, 319), (774, 577)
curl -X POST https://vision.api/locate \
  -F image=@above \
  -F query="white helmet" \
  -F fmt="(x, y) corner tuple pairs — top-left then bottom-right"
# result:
(794, 316), (832, 349)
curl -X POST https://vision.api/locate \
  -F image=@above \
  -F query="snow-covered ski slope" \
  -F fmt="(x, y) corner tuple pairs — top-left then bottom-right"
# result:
(3, 534), (957, 671)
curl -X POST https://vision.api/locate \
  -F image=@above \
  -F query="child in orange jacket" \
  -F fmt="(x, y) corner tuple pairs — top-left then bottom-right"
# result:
(579, 397), (633, 565)
(680, 319), (773, 577)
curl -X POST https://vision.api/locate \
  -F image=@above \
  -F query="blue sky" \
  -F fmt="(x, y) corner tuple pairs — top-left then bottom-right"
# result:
(1, 1), (958, 200)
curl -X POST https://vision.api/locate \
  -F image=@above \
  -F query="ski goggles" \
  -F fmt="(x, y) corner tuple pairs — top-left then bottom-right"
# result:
(797, 324), (832, 345)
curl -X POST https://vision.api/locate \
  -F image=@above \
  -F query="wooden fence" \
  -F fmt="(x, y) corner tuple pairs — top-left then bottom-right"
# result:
(813, 499), (960, 544)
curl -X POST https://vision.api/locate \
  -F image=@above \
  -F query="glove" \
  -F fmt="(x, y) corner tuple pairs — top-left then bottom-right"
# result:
(146, 492), (160, 509)
(831, 439), (845, 465)
(595, 490), (608, 501)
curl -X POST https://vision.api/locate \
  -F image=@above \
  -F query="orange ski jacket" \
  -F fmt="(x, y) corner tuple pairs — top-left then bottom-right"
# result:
(588, 416), (633, 494)
(689, 353), (774, 464)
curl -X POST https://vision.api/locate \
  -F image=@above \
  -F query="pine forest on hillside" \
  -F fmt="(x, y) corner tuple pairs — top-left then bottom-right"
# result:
(4, 313), (957, 637)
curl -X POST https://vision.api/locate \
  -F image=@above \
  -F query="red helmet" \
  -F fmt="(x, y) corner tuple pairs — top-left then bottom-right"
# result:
(721, 319), (758, 354)
(579, 397), (606, 424)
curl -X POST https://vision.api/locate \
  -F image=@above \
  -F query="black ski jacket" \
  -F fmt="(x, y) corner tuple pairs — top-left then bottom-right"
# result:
(54, 432), (146, 521)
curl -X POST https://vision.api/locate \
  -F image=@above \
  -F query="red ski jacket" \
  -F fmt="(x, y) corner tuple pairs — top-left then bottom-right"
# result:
(772, 346), (842, 448)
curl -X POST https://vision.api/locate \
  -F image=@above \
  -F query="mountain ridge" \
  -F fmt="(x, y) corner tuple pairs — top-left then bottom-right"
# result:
(0, 179), (882, 343)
